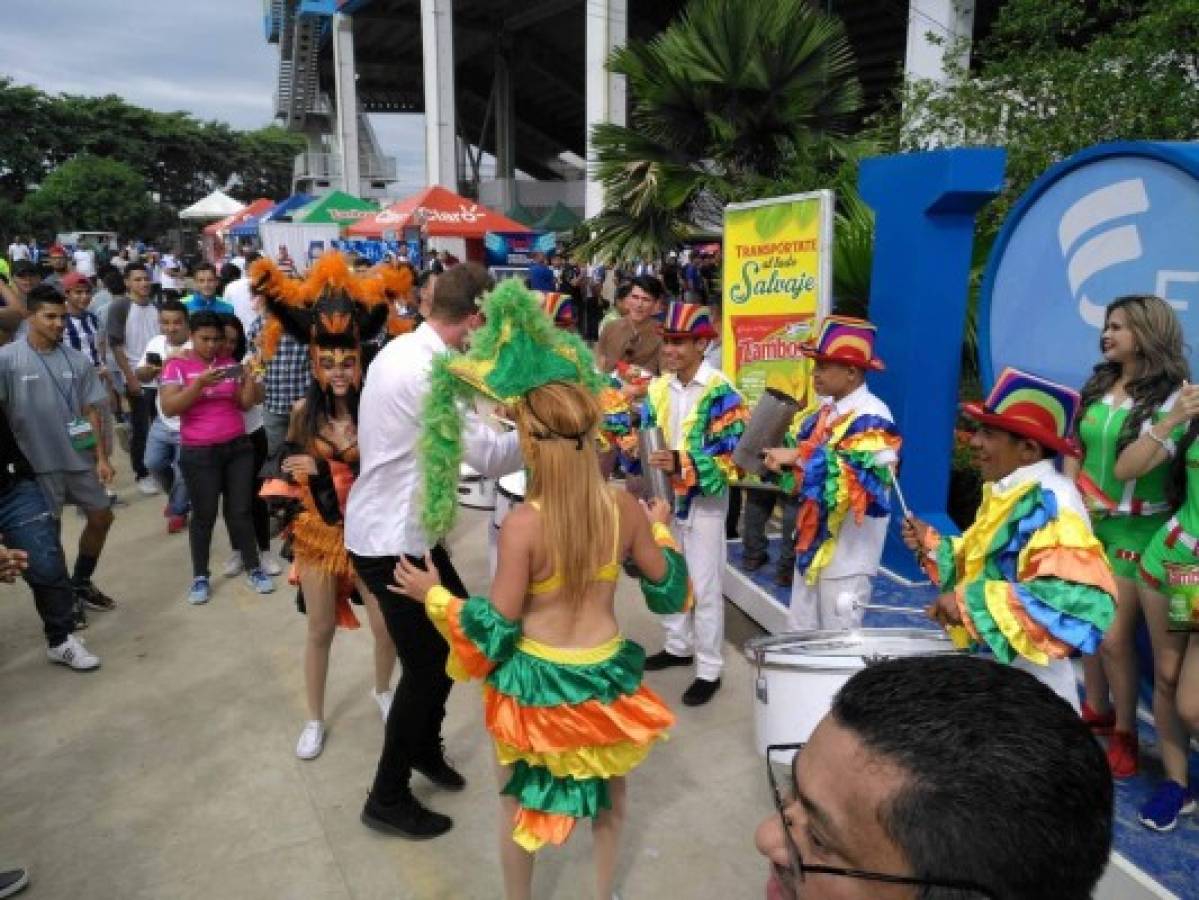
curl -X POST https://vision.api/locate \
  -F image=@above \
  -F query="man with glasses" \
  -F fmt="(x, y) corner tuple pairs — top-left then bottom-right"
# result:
(756, 654), (1112, 900)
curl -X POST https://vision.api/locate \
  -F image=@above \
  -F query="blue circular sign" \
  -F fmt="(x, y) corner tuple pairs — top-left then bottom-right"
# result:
(981, 142), (1199, 389)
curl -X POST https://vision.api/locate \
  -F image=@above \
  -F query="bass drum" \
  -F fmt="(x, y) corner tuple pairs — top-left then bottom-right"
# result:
(489, 471), (527, 576)
(457, 462), (496, 511)
(744, 629), (962, 759)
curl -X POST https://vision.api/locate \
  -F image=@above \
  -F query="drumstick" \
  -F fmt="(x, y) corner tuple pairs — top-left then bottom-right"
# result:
(890, 466), (912, 521)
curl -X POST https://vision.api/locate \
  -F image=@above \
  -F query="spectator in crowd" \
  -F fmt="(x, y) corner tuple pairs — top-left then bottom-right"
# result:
(72, 242), (96, 281)
(159, 253), (184, 302)
(222, 253), (260, 331)
(159, 311), (275, 605)
(88, 266), (118, 318)
(109, 248), (130, 274)
(415, 270), (437, 320)
(0, 404), (100, 671)
(183, 262), (234, 315)
(249, 313), (312, 459)
(108, 262), (162, 495)
(755, 655), (1113, 900)
(526, 251), (555, 292)
(9, 260), (39, 311)
(218, 313), (280, 577)
(137, 299), (192, 534)
(595, 275), (665, 389)
(7, 235), (31, 263)
(43, 245), (71, 291)
(61, 272), (116, 501)
(660, 251), (681, 298)
(275, 245), (297, 276)
(0, 284), (117, 620)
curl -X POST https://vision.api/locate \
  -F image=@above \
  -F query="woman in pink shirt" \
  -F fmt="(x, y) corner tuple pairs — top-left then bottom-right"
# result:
(160, 311), (276, 604)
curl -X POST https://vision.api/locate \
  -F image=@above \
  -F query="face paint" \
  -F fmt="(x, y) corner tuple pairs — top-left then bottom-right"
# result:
(312, 346), (361, 393)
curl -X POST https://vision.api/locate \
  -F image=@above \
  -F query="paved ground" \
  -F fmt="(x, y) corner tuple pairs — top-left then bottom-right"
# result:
(0, 471), (771, 899)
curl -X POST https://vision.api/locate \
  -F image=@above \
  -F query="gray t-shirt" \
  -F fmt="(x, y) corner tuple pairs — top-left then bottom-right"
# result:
(0, 338), (107, 473)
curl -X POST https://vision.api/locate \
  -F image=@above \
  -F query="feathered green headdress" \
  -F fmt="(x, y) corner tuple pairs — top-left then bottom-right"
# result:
(420, 278), (606, 539)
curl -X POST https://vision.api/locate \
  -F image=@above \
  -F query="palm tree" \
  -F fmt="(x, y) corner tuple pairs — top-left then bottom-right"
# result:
(583, 0), (864, 261)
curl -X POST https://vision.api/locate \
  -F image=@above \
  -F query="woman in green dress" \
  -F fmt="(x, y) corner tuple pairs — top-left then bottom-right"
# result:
(1069, 295), (1188, 778)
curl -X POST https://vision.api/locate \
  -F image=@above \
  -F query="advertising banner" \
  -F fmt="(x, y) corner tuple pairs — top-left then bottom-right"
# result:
(483, 231), (556, 268)
(721, 191), (833, 409)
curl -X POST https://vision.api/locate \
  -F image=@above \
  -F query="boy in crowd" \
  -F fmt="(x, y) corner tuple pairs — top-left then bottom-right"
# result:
(764, 316), (901, 631)
(902, 367), (1117, 709)
(136, 300), (192, 533)
(628, 302), (747, 706)
(183, 262), (234, 315)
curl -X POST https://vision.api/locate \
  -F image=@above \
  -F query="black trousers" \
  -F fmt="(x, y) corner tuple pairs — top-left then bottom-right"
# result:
(248, 427), (270, 550)
(179, 435), (260, 577)
(128, 389), (153, 479)
(351, 545), (466, 804)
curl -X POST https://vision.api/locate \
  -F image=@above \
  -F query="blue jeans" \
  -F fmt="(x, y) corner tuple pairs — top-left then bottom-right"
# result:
(144, 417), (189, 516)
(0, 479), (76, 646)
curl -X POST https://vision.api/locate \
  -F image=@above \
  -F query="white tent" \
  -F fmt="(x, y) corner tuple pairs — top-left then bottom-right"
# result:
(179, 190), (245, 221)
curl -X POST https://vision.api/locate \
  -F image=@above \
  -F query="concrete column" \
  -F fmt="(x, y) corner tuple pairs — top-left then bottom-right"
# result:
(421, 0), (458, 191)
(494, 48), (515, 211)
(332, 13), (360, 196)
(904, 0), (975, 84)
(584, 0), (627, 218)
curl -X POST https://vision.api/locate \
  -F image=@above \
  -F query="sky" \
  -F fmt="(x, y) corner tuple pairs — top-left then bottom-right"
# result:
(2, 0), (428, 196)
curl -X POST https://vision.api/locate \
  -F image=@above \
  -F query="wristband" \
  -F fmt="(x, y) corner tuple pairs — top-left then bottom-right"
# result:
(1146, 429), (1176, 456)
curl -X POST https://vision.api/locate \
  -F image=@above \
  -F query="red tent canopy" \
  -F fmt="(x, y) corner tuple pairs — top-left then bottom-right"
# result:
(345, 186), (531, 238)
(203, 198), (274, 236)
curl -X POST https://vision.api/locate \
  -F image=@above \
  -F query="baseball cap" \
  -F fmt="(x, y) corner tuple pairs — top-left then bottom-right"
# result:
(61, 272), (90, 291)
(48, 244), (67, 257)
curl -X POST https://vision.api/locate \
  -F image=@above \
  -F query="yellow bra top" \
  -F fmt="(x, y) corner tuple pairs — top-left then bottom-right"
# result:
(526, 499), (622, 595)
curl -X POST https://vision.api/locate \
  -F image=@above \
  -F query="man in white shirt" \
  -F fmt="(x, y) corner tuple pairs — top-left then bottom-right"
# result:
(7, 237), (31, 262)
(221, 253), (259, 332)
(107, 263), (163, 495)
(136, 299), (192, 532)
(72, 244), (96, 281)
(346, 263), (522, 840)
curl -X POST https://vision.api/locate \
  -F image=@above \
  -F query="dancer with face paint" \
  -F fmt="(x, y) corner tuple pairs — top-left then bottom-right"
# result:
(250, 254), (400, 761)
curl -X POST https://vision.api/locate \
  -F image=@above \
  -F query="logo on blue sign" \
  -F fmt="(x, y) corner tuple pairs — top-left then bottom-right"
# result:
(981, 143), (1199, 390)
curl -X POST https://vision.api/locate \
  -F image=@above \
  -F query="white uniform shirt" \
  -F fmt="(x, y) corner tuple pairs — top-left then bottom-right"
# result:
(344, 322), (523, 558)
(993, 458), (1090, 524)
(816, 383), (898, 579)
(665, 360), (731, 522)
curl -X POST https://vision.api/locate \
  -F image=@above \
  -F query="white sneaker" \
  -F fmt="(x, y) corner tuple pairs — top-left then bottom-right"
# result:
(222, 553), (245, 577)
(136, 476), (160, 496)
(295, 720), (325, 760)
(260, 551), (284, 577)
(373, 688), (394, 723)
(47, 635), (101, 671)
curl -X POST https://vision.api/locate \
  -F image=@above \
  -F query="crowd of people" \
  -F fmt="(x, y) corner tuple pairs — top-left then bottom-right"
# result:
(0, 232), (1194, 899)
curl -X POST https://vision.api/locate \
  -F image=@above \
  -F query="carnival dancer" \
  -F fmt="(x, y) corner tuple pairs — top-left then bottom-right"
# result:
(394, 280), (692, 899)
(902, 367), (1118, 710)
(344, 263), (523, 839)
(1068, 294), (1189, 778)
(1106, 376), (1199, 831)
(250, 255), (398, 761)
(762, 316), (900, 631)
(623, 302), (746, 706)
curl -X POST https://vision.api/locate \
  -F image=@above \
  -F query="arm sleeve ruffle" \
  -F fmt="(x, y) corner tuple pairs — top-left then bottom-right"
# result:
(426, 586), (522, 681)
(952, 490), (1117, 666)
(677, 383), (746, 500)
(639, 523), (693, 615)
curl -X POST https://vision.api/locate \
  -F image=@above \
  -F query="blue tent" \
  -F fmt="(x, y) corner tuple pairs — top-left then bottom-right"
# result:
(230, 193), (314, 238)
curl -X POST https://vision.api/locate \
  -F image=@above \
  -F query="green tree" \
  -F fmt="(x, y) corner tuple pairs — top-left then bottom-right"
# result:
(21, 155), (156, 237)
(583, 0), (863, 261)
(233, 126), (308, 200)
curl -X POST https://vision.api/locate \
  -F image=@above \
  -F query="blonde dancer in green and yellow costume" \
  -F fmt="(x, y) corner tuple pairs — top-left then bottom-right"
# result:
(392, 280), (692, 900)
(1067, 294), (1189, 779)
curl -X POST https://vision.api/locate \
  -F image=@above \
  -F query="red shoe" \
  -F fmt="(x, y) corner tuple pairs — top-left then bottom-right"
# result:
(167, 513), (188, 534)
(1107, 730), (1139, 780)
(1081, 701), (1115, 736)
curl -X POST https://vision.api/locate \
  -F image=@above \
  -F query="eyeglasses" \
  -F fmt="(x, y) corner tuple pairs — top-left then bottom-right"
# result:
(766, 743), (997, 898)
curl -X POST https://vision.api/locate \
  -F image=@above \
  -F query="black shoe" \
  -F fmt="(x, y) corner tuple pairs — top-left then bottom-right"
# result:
(644, 650), (694, 671)
(682, 677), (722, 707)
(0, 867), (29, 899)
(413, 752), (466, 791)
(740, 555), (768, 573)
(774, 568), (794, 588)
(361, 793), (452, 840)
(74, 581), (116, 612)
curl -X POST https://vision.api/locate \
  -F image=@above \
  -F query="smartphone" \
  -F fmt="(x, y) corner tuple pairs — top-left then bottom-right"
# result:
(145, 352), (163, 367)
(218, 363), (244, 381)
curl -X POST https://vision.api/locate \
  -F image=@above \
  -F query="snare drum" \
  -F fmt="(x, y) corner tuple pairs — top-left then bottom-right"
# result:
(457, 463), (497, 511)
(745, 629), (961, 757)
(489, 472), (527, 576)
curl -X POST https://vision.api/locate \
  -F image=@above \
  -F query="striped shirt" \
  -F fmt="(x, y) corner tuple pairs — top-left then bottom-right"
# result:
(64, 311), (103, 368)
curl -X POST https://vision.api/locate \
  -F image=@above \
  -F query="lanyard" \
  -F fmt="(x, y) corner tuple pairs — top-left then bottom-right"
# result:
(34, 345), (80, 417)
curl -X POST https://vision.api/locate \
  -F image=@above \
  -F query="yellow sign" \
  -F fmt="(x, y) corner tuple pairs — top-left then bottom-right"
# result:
(721, 191), (833, 408)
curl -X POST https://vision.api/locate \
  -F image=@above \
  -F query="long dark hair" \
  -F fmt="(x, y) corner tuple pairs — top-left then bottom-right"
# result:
(293, 376), (360, 451)
(1077, 295), (1189, 456)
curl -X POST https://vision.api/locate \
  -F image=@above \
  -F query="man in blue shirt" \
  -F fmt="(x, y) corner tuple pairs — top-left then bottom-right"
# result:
(526, 251), (555, 292)
(182, 262), (234, 315)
